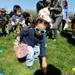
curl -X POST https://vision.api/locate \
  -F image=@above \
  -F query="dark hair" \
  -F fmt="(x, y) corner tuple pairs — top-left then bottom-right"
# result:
(36, 0), (51, 13)
(23, 12), (30, 18)
(37, 18), (44, 23)
(36, 18), (50, 31)
(9, 11), (14, 17)
(36, 18), (49, 27)
(13, 5), (21, 13)
(63, 0), (68, 8)
(43, 0), (51, 3)
(36, 1), (44, 13)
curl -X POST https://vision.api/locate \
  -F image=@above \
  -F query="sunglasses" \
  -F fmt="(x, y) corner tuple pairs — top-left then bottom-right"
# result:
(35, 27), (46, 34)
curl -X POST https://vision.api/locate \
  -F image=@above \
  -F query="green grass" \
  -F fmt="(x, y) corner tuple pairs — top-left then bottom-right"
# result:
(0, 34), (75, 75)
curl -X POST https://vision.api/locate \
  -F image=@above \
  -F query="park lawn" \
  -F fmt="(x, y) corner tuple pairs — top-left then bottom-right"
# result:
(0, 34), (75, 75)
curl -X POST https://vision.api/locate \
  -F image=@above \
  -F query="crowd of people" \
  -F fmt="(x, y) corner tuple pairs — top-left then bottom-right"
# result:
(0, 0), (75, 74)
(0, 5), (32, 36)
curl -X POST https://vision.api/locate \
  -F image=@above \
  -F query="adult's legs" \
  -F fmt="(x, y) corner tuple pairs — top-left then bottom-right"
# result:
(52, 16), (62, 39)
(53, 16), (63, 30)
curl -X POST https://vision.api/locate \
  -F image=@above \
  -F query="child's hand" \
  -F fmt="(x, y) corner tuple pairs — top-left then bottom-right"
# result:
(42, 57), (47, 74)
(13, 40), (19, 46)
(42, 59), (47, 69)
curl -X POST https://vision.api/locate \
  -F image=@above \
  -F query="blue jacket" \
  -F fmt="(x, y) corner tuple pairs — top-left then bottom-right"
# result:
(63, 7), (68, 20)
(19, 28), (46, 57)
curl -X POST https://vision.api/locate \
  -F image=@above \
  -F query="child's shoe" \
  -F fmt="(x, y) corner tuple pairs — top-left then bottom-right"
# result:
(27, 66), (33, 70)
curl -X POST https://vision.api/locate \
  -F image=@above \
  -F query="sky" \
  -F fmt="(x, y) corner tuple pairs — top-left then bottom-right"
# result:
(0, 0), (75, 13)
(68, 0), (75, 13)
(0, 0), (39, 11)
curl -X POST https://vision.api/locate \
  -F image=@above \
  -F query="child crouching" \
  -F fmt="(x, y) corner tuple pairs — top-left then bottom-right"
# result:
(13, 18), (49, 71)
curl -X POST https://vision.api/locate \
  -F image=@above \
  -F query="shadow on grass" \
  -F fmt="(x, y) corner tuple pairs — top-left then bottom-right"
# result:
(67, 38), (75, 45)
(0, 32), (4, 37)
(34, 64), (61, 75)
(60, 30), (72, 38)
(61, 30), (75, 46)
(0, 32), (7, 37)
(17, 56), (26, 63)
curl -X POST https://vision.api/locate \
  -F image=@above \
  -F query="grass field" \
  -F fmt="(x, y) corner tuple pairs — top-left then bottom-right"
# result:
(0, 33), (75, 75)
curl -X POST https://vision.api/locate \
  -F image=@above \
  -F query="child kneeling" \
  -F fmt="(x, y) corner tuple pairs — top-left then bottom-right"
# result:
(14, 18), (48, 70)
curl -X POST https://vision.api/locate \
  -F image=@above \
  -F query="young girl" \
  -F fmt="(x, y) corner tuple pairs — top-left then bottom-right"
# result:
(14, 19), (48, 71)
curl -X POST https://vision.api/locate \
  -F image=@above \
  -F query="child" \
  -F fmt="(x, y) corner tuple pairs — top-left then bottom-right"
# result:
(0, 8), (9, 35)
(11, 5), (26, 33)
(14, 19), (48, 71)
(22, 12), (31, 27)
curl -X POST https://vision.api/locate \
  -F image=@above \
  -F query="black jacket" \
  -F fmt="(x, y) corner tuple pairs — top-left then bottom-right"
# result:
(49, 1), (62, 17)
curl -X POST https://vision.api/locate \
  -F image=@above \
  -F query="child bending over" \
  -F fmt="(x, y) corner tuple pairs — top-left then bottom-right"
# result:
(14, 19), (49, 72)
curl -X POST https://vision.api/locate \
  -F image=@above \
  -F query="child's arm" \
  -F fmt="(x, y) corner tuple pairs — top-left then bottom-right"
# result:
(15, 36), (20, 42)
(42, 57), (47, 69)
(14, 36), (20, 46)
(40, 33), (47, 69)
